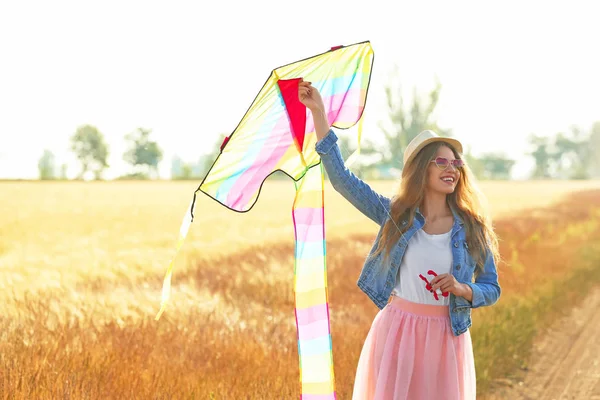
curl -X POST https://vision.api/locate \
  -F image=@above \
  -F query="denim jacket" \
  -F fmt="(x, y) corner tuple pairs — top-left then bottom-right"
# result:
(315, 129), (501, 336)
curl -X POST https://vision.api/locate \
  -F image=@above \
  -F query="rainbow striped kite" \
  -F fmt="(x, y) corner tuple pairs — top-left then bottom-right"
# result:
(156, 41), (374, 399)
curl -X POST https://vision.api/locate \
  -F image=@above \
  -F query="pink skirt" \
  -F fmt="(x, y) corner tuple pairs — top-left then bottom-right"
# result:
(352, 295), (476, 400)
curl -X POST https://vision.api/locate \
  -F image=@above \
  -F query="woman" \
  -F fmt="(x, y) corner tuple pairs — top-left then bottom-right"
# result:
(299, 81), (501, 399)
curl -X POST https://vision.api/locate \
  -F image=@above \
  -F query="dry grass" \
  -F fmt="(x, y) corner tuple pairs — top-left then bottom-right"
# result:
(1, 179), (600, 399)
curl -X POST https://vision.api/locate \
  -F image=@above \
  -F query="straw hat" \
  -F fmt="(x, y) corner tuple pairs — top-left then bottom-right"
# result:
(403, 130), (463, 169)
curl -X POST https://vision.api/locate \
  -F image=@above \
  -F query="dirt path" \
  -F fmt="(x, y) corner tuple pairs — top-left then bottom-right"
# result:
(487, 287), (600, 399)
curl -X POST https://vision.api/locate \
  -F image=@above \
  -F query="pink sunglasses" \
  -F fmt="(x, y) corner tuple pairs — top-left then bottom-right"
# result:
(430, 157), (465, 171)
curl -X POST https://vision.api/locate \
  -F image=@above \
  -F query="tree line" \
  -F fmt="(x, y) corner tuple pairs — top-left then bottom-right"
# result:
(37, 79), (600, 181)
(38, 125), (224, 181)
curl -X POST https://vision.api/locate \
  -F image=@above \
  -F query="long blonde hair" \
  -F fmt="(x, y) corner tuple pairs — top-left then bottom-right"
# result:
(373, 141), (501, 276)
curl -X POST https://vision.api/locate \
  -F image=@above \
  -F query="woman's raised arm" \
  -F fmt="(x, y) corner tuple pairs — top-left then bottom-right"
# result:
(299, 80), (391, 226)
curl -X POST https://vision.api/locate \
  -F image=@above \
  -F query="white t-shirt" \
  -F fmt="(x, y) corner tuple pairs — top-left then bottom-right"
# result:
(391, 228), (453, 306)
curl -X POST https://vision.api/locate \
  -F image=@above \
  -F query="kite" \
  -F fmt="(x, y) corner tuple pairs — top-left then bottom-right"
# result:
(156, 41), (374, 399)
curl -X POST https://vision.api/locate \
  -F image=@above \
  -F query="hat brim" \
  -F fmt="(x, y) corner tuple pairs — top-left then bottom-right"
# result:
(404, 137), (463, 169)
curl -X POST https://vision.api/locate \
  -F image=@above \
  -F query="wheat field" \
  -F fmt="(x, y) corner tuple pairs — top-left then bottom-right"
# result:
(2, 179), (600, 399)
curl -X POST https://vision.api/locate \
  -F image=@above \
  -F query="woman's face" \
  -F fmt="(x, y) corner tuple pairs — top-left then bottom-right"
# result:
(426, 145), (460, 194)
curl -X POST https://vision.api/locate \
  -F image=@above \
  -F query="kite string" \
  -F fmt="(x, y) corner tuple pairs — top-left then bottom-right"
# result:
(333, 122), (405, 238)
(313, 103), (404, 236)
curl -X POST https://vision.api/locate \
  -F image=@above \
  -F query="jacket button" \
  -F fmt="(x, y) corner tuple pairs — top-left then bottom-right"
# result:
(456, 264), (461, 270)
(454, 242), (459, 248)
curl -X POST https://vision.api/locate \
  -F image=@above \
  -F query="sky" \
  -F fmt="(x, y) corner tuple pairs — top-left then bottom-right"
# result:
(0, 0), (598, 180)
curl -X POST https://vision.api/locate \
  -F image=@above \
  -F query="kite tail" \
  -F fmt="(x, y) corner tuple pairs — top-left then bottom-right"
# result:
(155, 197), (195, 321)
(292, 163), (336, 399)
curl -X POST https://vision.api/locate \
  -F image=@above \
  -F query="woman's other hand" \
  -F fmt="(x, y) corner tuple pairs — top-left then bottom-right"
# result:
(430, 273), (473, 300)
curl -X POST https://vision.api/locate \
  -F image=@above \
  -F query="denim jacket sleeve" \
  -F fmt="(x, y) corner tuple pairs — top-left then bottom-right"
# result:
(315, 129), (390, 226)
(455, 246), (501, 309)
